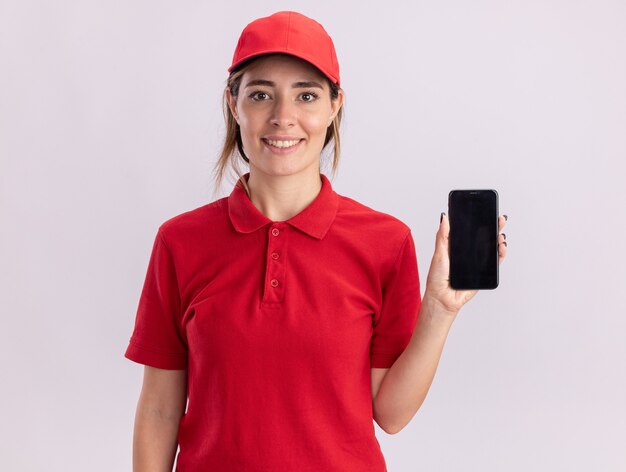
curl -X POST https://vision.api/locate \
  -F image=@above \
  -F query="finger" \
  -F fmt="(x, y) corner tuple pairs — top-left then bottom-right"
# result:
(498, 239), (507, 264)
(440, 212), (449, 237)
(498, 214), (507, 232)
(437, 212), (449, 252)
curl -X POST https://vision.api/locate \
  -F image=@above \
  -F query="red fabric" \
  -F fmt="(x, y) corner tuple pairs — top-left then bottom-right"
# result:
(229, 11), (341, 85)
(124, 172), (421, 471)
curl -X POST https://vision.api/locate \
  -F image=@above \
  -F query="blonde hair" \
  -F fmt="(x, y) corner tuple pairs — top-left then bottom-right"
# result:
(210, 56), (344, 199)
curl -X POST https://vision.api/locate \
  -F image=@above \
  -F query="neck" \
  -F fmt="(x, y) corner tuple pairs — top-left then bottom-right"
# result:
(246, 169), (323, 222)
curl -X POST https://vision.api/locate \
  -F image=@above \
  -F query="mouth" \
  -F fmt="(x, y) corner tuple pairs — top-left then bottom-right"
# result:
(262, 138), (304, 153)
(262, 138), (303, 149)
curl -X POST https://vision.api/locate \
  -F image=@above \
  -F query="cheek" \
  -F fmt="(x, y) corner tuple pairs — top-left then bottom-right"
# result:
(301, 111), (330, 138)
(237, 110), (264, 141)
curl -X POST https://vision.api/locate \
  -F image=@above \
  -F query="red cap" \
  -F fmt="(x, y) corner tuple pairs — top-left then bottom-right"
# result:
(228, 11), (340, 86)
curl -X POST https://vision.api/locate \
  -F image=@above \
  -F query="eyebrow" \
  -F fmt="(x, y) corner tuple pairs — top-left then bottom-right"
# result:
(243, 79), (324, 89)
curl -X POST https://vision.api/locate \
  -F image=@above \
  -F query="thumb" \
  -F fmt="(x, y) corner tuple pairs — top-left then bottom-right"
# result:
(436, 212), (449, 254)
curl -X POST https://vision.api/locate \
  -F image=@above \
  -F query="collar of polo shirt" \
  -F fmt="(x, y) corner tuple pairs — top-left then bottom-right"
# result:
(228, 172), (339, 239)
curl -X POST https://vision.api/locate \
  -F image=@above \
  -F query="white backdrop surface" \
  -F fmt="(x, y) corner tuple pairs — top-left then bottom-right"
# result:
(1, 1), (625, 470)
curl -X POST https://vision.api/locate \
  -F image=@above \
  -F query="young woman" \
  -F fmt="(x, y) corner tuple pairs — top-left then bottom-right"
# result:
(124, 11), (508, 472)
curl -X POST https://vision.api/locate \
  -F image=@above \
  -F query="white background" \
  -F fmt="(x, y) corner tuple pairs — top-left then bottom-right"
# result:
(1, 0), (625, 470)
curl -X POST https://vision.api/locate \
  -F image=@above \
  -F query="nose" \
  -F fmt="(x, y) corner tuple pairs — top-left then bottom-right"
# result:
(269, 96), (296, 128)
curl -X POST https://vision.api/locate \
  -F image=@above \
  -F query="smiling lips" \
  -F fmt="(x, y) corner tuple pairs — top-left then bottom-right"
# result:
(263, 138), (303, 149)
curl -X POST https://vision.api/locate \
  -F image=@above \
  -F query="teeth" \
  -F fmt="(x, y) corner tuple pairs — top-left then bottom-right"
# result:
(265, 139), (300, 148)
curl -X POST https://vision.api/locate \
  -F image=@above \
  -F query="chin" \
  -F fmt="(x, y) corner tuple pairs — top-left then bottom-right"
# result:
(250, 160), (320, 178)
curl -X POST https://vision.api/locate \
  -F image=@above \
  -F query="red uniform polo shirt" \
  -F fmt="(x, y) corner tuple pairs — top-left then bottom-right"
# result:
(124, 172), (421, 471)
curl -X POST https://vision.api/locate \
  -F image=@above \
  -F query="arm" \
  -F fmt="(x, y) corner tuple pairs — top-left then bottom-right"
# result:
(373, 213), (508, 434)
(372, 295), (454, 434)
(132, 366), (187, 472)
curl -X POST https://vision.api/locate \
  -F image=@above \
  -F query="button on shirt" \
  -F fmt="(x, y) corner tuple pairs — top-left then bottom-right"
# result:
(124, 172), (422, 471)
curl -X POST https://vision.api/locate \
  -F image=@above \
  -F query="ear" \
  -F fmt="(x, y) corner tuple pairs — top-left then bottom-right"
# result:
(225, 87), (240, 124)
(328, 88), (344, 126)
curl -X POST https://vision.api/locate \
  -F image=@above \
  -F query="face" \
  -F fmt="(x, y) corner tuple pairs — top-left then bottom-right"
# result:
(226, 54), (343, 180)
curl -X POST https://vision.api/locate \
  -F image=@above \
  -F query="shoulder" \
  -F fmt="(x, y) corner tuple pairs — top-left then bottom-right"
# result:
(155, 196), (229, 248)
(336, 193), (411, 240)
(333, 193), (412, 263)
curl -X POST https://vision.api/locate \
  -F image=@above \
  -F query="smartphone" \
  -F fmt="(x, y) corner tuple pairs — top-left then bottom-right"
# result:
(448, 190), (499, 290)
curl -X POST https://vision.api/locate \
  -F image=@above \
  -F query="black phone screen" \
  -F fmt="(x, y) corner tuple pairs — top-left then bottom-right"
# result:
(448, 190), (499, 290)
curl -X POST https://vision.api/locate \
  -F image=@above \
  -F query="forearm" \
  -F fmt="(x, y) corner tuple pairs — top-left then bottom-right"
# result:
(373, 294), (456, 434)
(133, 402), (182, 472)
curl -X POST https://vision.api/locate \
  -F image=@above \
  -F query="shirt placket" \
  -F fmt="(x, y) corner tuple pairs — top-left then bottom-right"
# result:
(262, 222), (288, 306)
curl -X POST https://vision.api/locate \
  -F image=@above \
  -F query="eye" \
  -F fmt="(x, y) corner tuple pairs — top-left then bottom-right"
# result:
(249, 90), (270, 101)
(300, 92), (319, 102)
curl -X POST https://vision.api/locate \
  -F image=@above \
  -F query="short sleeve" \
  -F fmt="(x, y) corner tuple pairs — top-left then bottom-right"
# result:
(124, 229), (188, 369)
(370, 230), (422, 368)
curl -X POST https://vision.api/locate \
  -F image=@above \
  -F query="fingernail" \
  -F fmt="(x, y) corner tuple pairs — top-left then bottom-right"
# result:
(504, 214), (508, 221)
(503, 241), (507, 247)
(440, 212), (445, 223)
(502, 233), (506, 240)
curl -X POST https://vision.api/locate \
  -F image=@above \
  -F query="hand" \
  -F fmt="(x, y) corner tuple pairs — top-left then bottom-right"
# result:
(424, 213), (508, 317)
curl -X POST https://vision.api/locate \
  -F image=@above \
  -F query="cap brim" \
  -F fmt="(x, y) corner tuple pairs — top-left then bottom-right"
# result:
(228, 50), (339, 85)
